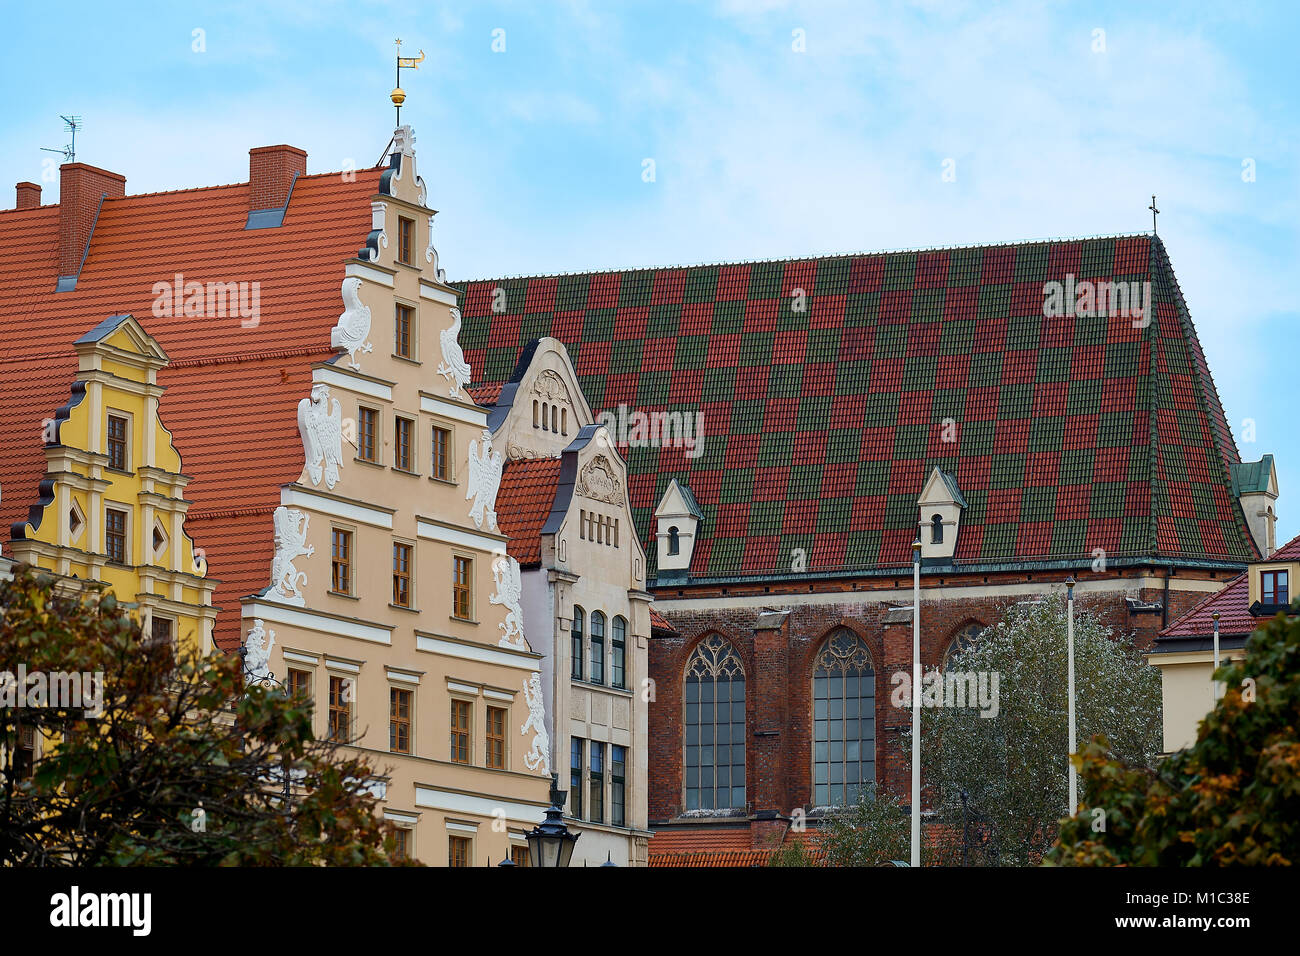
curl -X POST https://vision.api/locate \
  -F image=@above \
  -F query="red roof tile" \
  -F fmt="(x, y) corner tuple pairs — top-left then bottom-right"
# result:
(495, 458), (562, 567)
(0, 167), (385, 650)
(467, 382), (503, 406)
(649, 607), (677, 633)
(648, 828), (753, 854)
(1160, 531), (1300, 640)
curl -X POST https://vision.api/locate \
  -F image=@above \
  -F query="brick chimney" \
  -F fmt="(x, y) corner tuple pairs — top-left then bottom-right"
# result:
(249, 145), (306, 211)
(16, 182), (41, 210)
(58, 163), (126, 280)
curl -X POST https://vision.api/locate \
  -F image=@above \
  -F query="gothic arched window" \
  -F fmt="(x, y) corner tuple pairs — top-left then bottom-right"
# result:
(931, 513), (944, 544)
(684, 635), (745, 812)
(812, 630), (875, 807)
(668, 526), (680, 555)
(943, 623), (984, 670)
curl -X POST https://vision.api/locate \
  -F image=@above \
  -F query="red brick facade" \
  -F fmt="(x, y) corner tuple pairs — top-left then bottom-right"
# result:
(647, 566), (1227, 841)
(57, 163), (126, 277)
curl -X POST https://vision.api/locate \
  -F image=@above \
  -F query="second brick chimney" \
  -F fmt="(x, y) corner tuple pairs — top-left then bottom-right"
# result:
(16, 182), (41, 210)
(58, 163), (126, 281)
(249, 145), (307, 211)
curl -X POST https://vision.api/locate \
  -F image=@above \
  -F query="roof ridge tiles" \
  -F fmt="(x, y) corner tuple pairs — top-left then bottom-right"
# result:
(450, 230), (1157, 283)
(167, 346), (332, 368)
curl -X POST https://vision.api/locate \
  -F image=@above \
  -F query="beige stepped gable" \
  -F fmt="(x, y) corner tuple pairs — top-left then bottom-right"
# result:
(242, 126), (550, 867)
(485, 337), (653, 864)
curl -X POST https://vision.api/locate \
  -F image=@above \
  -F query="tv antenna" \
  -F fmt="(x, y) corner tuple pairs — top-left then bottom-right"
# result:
(41, 115), (81, 164)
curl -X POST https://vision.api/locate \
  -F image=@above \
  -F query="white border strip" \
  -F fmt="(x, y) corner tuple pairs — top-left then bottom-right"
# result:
(419, 283), (459, 306)
(246, 601), (392, 645)
(417, 519), (505, 553)
(417, 634), (539, 672)
(448, 680), (480, 695)
(282, 487), (394, 530)
(384, 810), (419, 824)
(283, 651), (319, 665)
(445, 821), (479, 834)
(416, 787), (547, 824)
(347, 261), (395, 288)
(420, 393), (488, 427)
(312, 365), (393, 402)
(387, 669), (421, 685)
(484, 689), (514, 702)
(325, 659), (361, 674)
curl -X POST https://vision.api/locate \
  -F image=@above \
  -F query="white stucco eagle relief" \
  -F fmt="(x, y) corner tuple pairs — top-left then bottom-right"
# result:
(269, 506), (314, 606)
(297, 384), (343, 490)
(466, 429), (503, 532)
(331, 276), (373, 370)
(521, 672), (551, 776)
(437, 307), (471, 398)
(243, 618), (276, 685)
(490, 553), (526, 650)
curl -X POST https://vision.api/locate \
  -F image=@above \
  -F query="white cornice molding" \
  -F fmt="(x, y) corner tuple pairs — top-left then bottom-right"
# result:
(414, 787), (547, 824)
(312, 364), (394, 403)
(415, 632), (540, 672)
(345, 261), (395, 287)
(419, 393), (489, 427)
(244, 600), (393, 645)
(281, 486), (394, 530)
(416, 517), (507, 553)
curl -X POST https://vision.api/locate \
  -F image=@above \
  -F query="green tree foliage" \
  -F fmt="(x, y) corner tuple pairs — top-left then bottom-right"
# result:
(915, 595), (1162, 865)
(0, 566), (409, 865)
(816, 785), (911, 867)
(1050, 610), (1300, 866)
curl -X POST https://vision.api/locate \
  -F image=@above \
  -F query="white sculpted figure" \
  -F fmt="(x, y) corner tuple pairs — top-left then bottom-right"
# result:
(466, 429), (503, 532)
(491, 553), (526, 650)
(269, 506), (314, 606)
(297, 384), (344, 490)
(437, 307), (471, 398)
(244, 619), (276, 684)
(521, 672), (551, 775)
(331, 276), (373, 370)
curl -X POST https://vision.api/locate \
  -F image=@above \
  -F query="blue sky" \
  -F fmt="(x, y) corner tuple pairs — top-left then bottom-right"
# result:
(3, 0), (1296, 542)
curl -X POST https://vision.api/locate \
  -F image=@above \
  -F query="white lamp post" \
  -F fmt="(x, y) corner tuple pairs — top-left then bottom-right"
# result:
(1066, 575), (1077, 817)
(911, 538), (922, 867)
(1212, 611), (1221, 702)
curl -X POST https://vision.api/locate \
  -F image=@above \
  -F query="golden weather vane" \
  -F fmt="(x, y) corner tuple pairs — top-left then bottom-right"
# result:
(392, 38), (425, 125)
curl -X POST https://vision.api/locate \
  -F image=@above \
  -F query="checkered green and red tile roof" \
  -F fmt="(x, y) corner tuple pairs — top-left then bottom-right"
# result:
(453, 236), (1258, 580)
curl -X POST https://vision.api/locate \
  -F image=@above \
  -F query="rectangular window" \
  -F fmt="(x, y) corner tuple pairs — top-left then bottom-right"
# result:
(393, 542), (412, 608)
(358, 407), (378, 462)
(395, 303), (414, 358)
(611, 745), (626, 827)
(14, 724), (35, 780)
(328, 675), (351, 743)
(395, 416), (413, 471)
(398, 216), (414, 265)
(331, 529), (352, 594)
(570, 737), (583, 819)
(392, 828), (410, 862)
(150, 616), (173, 648)
(390, 687), (412, 754)
(580, 510), (586, 540)
(1262, 570), (1289, 605)
(450, 699), (471, 764)
(612, 616), (626, 689)
(452, 556), (473, 620)
(448, 835), (470, 868)
(590, 614), (605, 685)
(510, 844), (529, 867)
(486, 705), (506, 769)
(287, 668), (312, 702)
(589, 741), (604, 824)
(431, 426), (450, 480)
(105, 508), (127, 564)
(107, 414), (128, 471)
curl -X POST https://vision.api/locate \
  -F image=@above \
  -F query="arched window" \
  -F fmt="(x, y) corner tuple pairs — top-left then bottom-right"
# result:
(562, 407), (568, 436)
(684, 635), (745, 811)
(541, 402), (549, 431)
(590, 611), (606, 685)
(931, 513), (944, 544)
(812, 630), (875, 807)
(612, 616), (627, 688)
(667, 526), (680, 555)
(943, 623), (984, 670)
(571, 606), (585, 680)
(551, 404), (558, 433)
(532, 400), (539, 428)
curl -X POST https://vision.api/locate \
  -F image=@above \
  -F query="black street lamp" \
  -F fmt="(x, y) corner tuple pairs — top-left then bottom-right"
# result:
(525, 775), (580, 867)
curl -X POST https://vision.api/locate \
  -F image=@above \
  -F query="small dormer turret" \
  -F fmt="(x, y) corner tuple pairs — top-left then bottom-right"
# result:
(1232, 455), (1279, 557)
(918, 467), (965, 561)
(654, 479), (703, 576)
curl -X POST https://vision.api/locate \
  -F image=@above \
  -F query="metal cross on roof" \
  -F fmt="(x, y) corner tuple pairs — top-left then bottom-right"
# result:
(1149, 194), (1160, 235)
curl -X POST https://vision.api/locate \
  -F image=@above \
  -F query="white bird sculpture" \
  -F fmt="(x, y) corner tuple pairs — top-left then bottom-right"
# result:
(332, 277), (373, 370)
(297, 384), (344, 490)
(437, 307), (471, 398)
(466, 429), (503, 532)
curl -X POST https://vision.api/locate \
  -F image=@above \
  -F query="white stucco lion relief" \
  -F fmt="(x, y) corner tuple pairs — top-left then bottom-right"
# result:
(521, 672), (551, 775)
(243, 618), (276, 685)
(466, 429), (503, 532)
(297, 384), (343, 490)
(269, 506), (314, 606)
(331, 276), (373, 370)
(490, 553), (526, 650)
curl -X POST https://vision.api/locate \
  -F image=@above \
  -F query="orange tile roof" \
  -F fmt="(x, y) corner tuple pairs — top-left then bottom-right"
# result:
(467, 382), (503, 406)
(0, 167), (385, 650)
(649, 606), (677, 633)
(648, 827), (827, 866)
(495, 458), (563, 567)
(648, 827), (753, 854)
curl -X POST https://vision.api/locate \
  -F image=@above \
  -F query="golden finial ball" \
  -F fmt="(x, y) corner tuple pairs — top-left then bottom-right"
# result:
(391, 87), (406, 107)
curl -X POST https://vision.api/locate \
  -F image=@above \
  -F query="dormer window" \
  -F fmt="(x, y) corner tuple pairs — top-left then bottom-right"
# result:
(931, 514), (944, 544)
(1262, 570), (1289, 606)
(668, 526), (680, 555)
